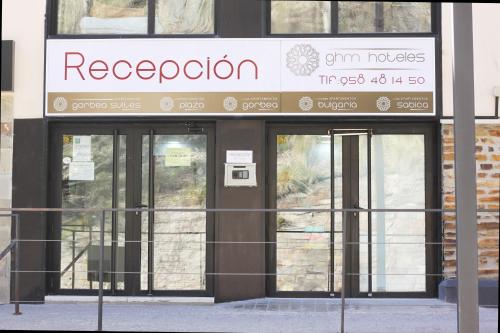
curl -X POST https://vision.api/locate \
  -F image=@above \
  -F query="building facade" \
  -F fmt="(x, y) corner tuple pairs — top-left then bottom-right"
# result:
(1, 1), (498, 303)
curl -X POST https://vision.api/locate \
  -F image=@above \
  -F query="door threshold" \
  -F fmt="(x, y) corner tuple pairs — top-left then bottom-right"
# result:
(45, 295), (214, 304)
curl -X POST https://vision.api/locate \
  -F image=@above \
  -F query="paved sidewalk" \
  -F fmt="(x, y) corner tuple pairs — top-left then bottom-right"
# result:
(0, 298), (498, 332)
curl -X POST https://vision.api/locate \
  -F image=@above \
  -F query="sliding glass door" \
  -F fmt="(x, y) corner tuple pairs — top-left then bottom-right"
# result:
(268, 124), (437, 297)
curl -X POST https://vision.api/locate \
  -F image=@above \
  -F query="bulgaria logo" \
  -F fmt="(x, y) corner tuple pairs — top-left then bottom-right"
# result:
(223, 96), (238, 112)
(286, 44), (320, 76)
(53, 97), (68, 112)
(376, 96), (391, 112)
(298, 96), (314, 111)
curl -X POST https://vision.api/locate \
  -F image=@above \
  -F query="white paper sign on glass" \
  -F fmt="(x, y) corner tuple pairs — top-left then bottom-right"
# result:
(226, 150), (253, 163)
(69, 161), (95, 181)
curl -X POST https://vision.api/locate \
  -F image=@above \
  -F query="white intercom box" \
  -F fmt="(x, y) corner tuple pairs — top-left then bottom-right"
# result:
(224, 163), (257, 187)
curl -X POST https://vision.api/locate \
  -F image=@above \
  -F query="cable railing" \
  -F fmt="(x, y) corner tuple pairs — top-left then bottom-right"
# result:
(0, 207), (498, 332)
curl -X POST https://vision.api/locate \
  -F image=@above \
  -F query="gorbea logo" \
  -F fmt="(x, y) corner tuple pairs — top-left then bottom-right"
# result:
(223, 96), (238, 112)
(286, 44), (320, 76)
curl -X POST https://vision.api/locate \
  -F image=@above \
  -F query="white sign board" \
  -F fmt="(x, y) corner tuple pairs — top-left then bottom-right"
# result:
(226, 150), (253, 163)
(45, 38), (435, 116)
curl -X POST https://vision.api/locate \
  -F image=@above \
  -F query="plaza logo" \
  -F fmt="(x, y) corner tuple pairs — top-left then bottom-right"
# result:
(286, 44), (320, 76)
(298, 96), (314, 111)
(376, 96), (391, 112)
(223, 96), (238, 111)
(159, 96), (174, 111)
(53, 96), (68, 112)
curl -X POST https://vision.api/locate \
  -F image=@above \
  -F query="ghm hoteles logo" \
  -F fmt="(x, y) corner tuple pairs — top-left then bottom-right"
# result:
(286, 44), (320, 76)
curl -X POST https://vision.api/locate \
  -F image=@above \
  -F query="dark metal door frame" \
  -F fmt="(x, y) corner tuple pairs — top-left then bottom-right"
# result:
(47, 122), (215, 297)
(266, 122), (438, 298)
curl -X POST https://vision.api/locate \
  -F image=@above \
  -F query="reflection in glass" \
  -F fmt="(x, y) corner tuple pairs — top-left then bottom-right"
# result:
(58, 0), (147, 34)
(339, 2), (377, 33)
(276, 135), (331, 291)
(60, 134), (126, 290)
(338, 2), (431, 33)
(140, 135), (150, 291)
(155, 0), (214, 34)
(271, 1), (331, 34)
(383, 2), (431, 33)
(358, 135), (369, 293)
(141, 135), (207, 291)
(371, 135), (426, 292)
(332, 135), (343, 292)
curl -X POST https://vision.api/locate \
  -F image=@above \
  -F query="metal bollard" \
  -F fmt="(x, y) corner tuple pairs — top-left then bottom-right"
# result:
(97, 210), (105, 331)
(340, 211), (346, 333)
(14, 214), (21, 315)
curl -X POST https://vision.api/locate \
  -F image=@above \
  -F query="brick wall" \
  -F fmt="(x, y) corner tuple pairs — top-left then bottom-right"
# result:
(442, 124), (499, 279)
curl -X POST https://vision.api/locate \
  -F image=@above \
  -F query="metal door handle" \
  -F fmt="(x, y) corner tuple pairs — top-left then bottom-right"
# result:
(353, 203), (364, 217)
(135, 204), (147, 216)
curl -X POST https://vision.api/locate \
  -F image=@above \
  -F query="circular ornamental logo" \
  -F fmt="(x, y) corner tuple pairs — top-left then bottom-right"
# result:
(160, 97), (175, 112)
(286, 44), (320, 76)
(376, 96), (391, 112)
(53, 97), (68, 112)
(298, 96), (314, 111)
(223, 96), (238, 112)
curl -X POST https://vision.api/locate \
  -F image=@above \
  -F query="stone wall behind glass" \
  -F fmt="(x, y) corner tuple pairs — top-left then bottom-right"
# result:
(0, 93), (14, 303)
(442, 124), (499, 279)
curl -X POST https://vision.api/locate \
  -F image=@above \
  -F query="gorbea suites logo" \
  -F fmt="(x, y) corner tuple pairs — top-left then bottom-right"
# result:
(286, 44), (320, 76)
(53, 96), (68, 112)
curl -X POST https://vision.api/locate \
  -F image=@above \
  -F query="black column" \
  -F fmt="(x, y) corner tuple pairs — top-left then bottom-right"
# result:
(11, 118), (48, 302)
(214, 120), (266, 302)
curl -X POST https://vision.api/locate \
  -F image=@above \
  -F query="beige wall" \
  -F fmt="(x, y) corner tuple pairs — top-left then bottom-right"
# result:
(442, 3), (500, 118)
(1, 2), (498, 119)
(2, 0), (46, 119)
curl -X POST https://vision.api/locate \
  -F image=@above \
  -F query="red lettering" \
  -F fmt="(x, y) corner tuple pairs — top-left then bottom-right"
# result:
(64, 52), (85, 80)
(159, 60), (180, 83)
(237, 59), (258, 80)
(88, 60), (108, 80)
(183, 60), (203, 80)
(136, 60), (156, 80)
(112, 60), (132, 80)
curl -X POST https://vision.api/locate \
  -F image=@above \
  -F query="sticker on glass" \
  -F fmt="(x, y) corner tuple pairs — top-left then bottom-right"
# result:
(73, 136), (92, 162)
(165, 147), (192, 167)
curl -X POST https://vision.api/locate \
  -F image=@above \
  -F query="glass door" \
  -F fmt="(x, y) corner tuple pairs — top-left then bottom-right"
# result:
(137, 129), (214, 295)
(50, 128), (127, 294)
(268, 125), (434, 297)
(49, 124), (214, 296)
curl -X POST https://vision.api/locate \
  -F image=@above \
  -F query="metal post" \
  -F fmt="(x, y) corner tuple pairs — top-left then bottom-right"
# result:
(340, 211), (346, 333)
(72, 231), (76, 290)
(14, 214), (21, 315)
(452, 3), (479, 333)
(97, 210), (105, 331)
